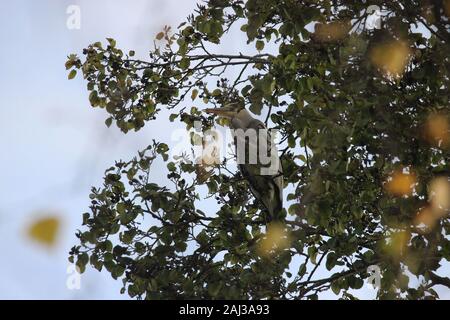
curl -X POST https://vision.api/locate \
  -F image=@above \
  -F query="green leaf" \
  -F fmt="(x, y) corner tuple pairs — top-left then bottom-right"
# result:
(208, 282), (223, 297)
(105, 117), (113, 127)
(179, 57), (190, 70)
(256, 40), (265, 51)
(325, 252), (337, 271)
(76, 253), (89, 274)
(331, 281), (341, 295)
(288, 203), (301, 215)
(89, 91), (99, 107)
(167, 162), (176, 172)
(249, 101), (262, 115)
(298, 263), (307, 277)
(307, 247), (318, 264)
(68, 69), (77, 80)
(169, 113), (178, 122)
(107, 38), (116, 48)
(175, 241), (187, 252)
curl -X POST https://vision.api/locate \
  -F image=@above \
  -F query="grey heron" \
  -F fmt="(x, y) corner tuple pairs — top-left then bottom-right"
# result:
(204, 103), (284, 222)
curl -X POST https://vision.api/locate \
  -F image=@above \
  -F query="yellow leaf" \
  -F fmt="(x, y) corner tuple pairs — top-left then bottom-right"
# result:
(313, 20), (350, 42)
(191, 89), (199, 101)
(385, 170), (416, 197)
(200, 130), (220, 167)
(28, 216), (61, 247)
(429, 176), (450, 214)
(370, 40), (411, 79)
(156, 32), (165, 40)
(383, 230), (410, 259)
(414, 206), (437, 234)
(424, 113), (450, 148)
(68, 69), (77, 80)
(257, 223), (290, 257)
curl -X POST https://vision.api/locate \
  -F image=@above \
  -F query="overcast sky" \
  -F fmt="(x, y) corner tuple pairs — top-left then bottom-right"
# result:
(0, 0), (201, 299)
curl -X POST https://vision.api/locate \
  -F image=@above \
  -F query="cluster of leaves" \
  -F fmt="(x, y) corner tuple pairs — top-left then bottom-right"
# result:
(70, 141), (294, 298)
(68, 0), (450, 299)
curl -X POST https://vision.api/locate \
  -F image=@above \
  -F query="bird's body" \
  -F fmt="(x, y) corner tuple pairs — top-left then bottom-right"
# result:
(205, 105), (284, 222)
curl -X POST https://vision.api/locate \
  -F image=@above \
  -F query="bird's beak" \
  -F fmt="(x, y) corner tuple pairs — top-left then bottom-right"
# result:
(204, 105), (236, 118)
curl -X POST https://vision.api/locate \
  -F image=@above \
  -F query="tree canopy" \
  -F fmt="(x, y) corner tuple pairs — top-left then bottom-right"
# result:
(67, 0), (450, 299)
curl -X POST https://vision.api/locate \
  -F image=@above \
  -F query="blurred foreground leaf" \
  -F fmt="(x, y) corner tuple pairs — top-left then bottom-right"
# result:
(28, 216), (61, 247)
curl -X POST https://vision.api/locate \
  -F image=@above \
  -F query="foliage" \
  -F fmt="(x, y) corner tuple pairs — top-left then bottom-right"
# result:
(67, 0), (450, 299)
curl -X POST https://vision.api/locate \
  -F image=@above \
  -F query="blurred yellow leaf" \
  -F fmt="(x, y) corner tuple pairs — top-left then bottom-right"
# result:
(414, 206), (437, 234)
(257, 223), (290, 257)
(429, 176), (450, 215)
(370, 40), (411, 79)
(201, 143), (220, 167)
(200, 151), (219, 167)
(195, 131), (220, 182)
(196, 130), (220, 167)
(28, 216), (61, 247)
(156, 31), (165, 40)
(313, 20), (350, 42)
(413, 177), (450, 234)
(385, 170), (416, 197)
(383, 230), (410, 259)
(424, 113), (450, 148)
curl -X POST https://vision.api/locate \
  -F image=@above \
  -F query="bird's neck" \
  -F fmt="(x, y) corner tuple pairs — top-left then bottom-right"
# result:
(231, 109), (254, 129)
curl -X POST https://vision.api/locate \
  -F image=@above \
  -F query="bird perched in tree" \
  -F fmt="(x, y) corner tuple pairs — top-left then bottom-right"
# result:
(204, 103), (284, 222)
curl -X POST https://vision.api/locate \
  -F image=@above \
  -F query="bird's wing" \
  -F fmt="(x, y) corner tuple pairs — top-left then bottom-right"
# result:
(237, 120), (284, 220)
(239, 163), (283, 220)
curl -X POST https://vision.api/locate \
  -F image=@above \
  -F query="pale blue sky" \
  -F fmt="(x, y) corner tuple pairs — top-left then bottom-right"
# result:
(0, 0), (199, 299)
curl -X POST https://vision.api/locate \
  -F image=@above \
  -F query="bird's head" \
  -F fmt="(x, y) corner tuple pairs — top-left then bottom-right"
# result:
(204, 103), (244, 120)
